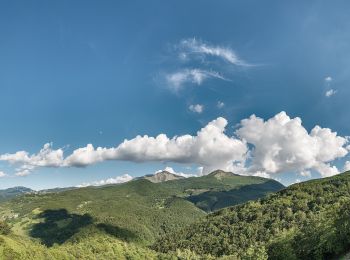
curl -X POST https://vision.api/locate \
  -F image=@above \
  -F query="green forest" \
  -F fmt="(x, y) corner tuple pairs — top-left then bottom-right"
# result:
(155, 171), (350, 259)
(2, 170), (350, 259)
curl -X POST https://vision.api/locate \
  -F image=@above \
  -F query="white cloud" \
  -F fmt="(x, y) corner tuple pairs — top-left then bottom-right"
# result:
(236, 111), (348, 177)
(0, 143), (64, 176)
(1, 112), (348, 181)
(179, 38), (248, 66)
(252, 171), (271, 179)
(15, 170), (31, 177)
(299, 170), (311, 177)
(189, 104), (204, 114)
(1, 117), (248, 176)
(325, 89), (337, 97)
(344, 161), (350, 172)
(217, 101), (225, 109)
(325, 76), (332, 82)
(165, 69), (225, 91)
(0, 171), (6, 178)
(76, 174), (133, 188)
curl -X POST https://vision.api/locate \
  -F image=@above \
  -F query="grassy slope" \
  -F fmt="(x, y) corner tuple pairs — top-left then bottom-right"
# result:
(0, 179), (206, 246)
(154, 171), (350, 259)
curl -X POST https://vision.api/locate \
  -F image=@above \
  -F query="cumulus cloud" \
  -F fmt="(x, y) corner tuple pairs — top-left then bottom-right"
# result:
(0, 143), (64, 176)
(217, 101), (225, 109)
(15, 169), (32, 177)
(299, 170), (311, 177)
(344, 161), (350, 172)
(1, 112), (348, 180)
(252, 171), (271, 179)
(325, 76), (332, 82)
(236, 112), (348, 177)
(325, 89), (337, 97)
(76, 174), (133, 188)
(67, 117), (247, 174)
(0, 171), (6, 177)
(165, 69), (226, 91)
(1, 118), (248, 176)
(178, 38), (248, 66)
(189, 104), (204, 114)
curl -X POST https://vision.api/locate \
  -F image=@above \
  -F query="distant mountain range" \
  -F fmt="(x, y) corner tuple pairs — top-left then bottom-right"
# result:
(0, 169), (286, 258)
(0, 186), (33, 202)
(5, 170), (350, 258)
(0, 170), (283, 242)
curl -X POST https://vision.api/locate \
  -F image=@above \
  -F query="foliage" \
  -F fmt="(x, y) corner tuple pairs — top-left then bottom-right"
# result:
(0, 172), (280, 246)
(0, 171), (284, 258)
(154, 171), (350, 259)
(0, 221), (11, 235)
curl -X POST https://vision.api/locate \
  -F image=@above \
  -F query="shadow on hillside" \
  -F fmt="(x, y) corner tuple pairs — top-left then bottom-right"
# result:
(30, 209), (93, 247)
(97, 223), (137, 242)
(187, 180), (284, 212)
(30, 209), (138, 246)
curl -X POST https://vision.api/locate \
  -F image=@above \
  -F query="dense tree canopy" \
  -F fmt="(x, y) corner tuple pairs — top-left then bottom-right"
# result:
(154, 172), (350, 259)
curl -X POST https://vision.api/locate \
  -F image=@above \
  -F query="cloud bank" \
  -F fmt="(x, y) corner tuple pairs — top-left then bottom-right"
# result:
(1, 112), (348, 179)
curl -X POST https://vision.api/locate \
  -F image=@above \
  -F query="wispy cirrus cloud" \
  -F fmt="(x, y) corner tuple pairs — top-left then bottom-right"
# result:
(178, 38), (249, 66)
(165, 69), (226, 91)
(161, 38), (250, 92)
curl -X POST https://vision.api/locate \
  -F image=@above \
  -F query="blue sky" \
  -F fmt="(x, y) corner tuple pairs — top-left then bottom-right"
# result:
(1, 1), (350, 190)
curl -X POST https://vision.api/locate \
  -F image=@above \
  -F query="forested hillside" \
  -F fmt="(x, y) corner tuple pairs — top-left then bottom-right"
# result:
(0, 171), (281, 253)
(154, 171), (350, 259)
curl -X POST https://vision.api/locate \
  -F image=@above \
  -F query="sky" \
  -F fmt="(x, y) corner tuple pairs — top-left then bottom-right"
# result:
(1, 0), (350, 190)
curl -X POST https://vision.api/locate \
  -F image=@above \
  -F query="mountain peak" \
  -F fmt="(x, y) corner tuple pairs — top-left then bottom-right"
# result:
(208, 170), (237, 178)
(143, 170), (185, 183)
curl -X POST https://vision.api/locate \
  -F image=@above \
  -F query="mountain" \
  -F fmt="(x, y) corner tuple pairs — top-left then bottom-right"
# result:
(141, 170), (185, 183)
(0, 170), (283, 253)
(154, 171), (350, 259)
(160, 170), (284, 212)
(0, 187), (33, 202)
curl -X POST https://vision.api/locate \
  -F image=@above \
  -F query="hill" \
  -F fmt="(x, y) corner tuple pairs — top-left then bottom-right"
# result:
(0, 187), (33, 203)
(154, 171), (350, 259)
(141, 170), (185, 183)
(0, 170), (282, 250)
(160, 170), (284, 212)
